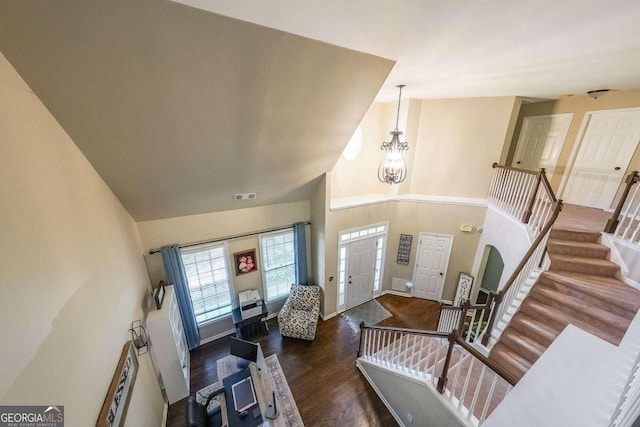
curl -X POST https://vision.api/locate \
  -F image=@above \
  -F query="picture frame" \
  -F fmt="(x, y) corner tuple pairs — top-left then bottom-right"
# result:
(96, 341), (139, 427)
(154, 280), (166, 310)
(454, 272), (474, 307)
(234, 249), (258, 275)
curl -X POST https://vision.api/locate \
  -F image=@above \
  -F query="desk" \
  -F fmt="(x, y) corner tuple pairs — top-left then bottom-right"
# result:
(217, 346), (287, 427)
(231, 302), (268, 340)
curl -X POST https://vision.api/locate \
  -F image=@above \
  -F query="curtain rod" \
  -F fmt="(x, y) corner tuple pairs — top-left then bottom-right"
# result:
(148, 221), (311, 255)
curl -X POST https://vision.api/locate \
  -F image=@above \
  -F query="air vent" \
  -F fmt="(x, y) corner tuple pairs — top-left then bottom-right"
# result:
(234, 193), (256, 201)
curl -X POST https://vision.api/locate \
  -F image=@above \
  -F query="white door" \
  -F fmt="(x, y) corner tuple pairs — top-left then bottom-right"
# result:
(562, 110), (640, 209)
(512, 114), (572, 180)
(412, 233), (453, 301)
(346, 237), (377, 309)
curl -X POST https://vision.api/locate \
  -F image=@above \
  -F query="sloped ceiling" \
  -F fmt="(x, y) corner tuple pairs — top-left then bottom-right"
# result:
(0, 1), (393, 220)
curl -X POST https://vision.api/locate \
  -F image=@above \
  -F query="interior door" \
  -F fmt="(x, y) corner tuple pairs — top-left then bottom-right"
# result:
(346, 237), (377, 309)
(512, 114), (572, 180)
(412, 234), (453, 301)
(562, 110), (640, 209)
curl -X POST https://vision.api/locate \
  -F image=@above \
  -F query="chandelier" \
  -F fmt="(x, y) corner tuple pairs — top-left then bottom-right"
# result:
(378, 84), (409, 184)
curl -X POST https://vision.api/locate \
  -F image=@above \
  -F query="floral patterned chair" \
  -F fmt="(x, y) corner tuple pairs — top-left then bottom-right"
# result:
(278, 284), (321, 340)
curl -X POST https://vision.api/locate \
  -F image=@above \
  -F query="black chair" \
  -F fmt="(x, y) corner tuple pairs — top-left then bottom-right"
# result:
(185, 387), (225, 427)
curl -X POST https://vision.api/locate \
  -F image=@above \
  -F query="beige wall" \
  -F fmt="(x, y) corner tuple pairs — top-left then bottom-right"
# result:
(510, 89), (640, 201)
(330, 102), (395, 199)
(389, 203), (487, 302)
(310, 175), (328, 314)
(410, 97), (520, 197)
(136, 201), (311, 338)
(0, 53), (163, 425)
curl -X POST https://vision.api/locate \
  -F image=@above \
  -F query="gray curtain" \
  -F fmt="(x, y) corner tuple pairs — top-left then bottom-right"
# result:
(161, 245), (201, 349)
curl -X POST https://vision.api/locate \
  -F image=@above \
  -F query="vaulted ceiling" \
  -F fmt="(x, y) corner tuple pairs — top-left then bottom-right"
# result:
(2, 1), (639, 221)
(0, 1), (393, 220)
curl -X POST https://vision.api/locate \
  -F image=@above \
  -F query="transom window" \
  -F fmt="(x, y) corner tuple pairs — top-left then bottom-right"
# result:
(260, 229), (295, 302)
(181, 243), (233, 324)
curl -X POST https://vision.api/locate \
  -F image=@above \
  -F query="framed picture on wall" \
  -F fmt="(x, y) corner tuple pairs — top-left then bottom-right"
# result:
(234, 249), (258, 275)
(96, 341), (139, 427)
(454, 272), (474, 307)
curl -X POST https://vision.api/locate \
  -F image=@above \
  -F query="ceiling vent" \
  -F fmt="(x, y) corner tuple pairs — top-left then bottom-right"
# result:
(234, 193), (256, 201)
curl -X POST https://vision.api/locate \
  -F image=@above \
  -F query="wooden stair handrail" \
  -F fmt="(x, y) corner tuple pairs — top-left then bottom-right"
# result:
(481, 199), (563, 346)
(492, 162), (539, 175)
(605, 170), (640, 233)
(454, 336), (518, 386)
(357, 322), (449, 358)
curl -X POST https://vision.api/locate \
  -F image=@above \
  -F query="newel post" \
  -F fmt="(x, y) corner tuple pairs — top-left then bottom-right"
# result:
(481, 292), (502, 347)
(437, 329), (458, 393)
(357, 322), (366, 358)
(523, 169), (544, 224)
(605, 171), (639, 233)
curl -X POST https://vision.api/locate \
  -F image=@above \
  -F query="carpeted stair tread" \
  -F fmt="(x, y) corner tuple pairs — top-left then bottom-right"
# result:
(488, 343), (531, 381)
(529, 286), (632, 331)
(538, 271), (640, 316)
(498, 329), (547, 364)
(547, 238), (610, 258)
(549, 253), (620, 276)
(508, 312), (559, 348)
(519, 299), (623, 345)
(549, 228), (601, 242)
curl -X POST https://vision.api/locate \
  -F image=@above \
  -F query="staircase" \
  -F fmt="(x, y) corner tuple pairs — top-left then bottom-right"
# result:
(489, 227), (640, 381)
(357, 327), (515, 425)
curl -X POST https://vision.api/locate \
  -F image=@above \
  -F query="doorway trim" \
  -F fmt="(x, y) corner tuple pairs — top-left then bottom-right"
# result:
(336, 222), (388, 313)
(557, 107), (640, 206)
(411, 232), (454, 301)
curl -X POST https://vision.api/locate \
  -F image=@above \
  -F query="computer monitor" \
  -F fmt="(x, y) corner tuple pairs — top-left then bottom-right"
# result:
(229, 337), (258, 368)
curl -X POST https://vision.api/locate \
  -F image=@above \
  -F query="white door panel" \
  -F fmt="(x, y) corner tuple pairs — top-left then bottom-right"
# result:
(412, 234), (453, 301)
(563, 110), (640, 209)
(512, 114), (572, 180)
(346, 237), (377, 309)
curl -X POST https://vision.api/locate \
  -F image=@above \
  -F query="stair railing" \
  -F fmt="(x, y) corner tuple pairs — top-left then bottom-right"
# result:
(438, 299), (493, 345)
(437, 330), (517, 424)
(481, 200), (562, 345)
(358, 323), (449, 380)
(488, 163), (558, 240)
(357, 323), (516, 425)
(604, 170), (640, 245)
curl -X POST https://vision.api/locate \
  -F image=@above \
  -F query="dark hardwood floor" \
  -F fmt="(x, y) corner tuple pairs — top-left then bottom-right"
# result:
(167, 294), (440, 426)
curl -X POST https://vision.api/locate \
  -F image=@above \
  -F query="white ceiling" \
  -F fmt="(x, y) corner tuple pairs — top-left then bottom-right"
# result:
(176, 0), (640, 102)
(3, 1), (640, 221)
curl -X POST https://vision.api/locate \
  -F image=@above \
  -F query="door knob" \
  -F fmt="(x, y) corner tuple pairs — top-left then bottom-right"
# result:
(615, 166), (621, 170)
(517, 161), (521, 164)
(348, 281), (352, 284)
(439, 272), (443, 276)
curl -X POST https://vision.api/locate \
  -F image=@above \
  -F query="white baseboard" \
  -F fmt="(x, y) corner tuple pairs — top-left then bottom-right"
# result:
(441, 299), (453, 305)
(382, 290), (412, 298)
(200, 328), (235, 345)
(320, 312), (337, 321)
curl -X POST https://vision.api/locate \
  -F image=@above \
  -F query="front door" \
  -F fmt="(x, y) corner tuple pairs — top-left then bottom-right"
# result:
(346, 237), (377, 309)
(512, 114), (572, 180)
(412, 233), (453, 301)
(562, 109), (640, 209)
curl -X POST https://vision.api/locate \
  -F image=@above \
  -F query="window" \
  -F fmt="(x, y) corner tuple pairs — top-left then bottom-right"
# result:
(260, 229), (295, 302)
(181, 243), (233, 324)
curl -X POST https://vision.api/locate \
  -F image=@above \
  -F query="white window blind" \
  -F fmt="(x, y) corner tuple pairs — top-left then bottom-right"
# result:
(181, 243), (233, 324)
(260, 229), (295, 302)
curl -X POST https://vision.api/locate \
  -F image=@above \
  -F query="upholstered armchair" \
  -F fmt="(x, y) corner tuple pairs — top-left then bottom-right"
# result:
(278, 284), (321, 340)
